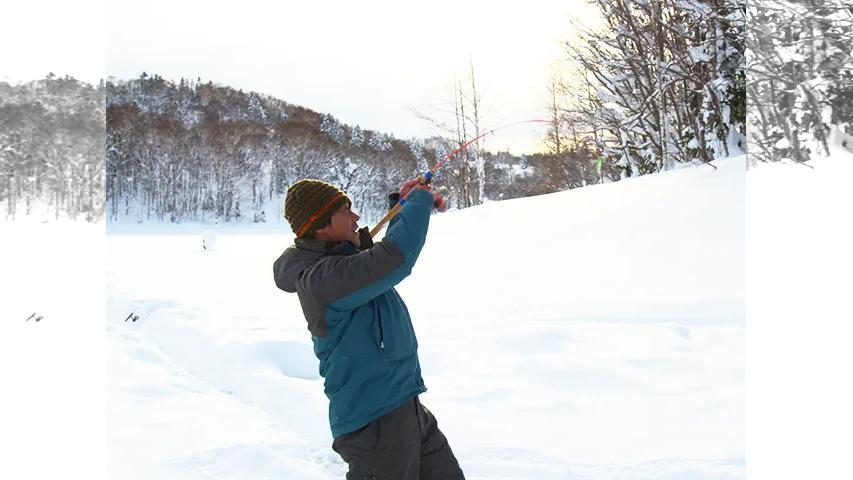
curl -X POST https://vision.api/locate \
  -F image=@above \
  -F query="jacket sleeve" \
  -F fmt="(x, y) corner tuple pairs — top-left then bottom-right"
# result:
(295, 189), (433, 311)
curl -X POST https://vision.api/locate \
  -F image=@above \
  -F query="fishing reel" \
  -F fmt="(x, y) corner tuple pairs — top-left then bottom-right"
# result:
(388, 176), (449, 210)
(419, 171), (451, 196)
(418, 171), (434, 185)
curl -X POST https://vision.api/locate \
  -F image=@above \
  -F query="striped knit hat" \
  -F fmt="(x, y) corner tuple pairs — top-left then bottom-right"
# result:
(284, 179), (351, 238)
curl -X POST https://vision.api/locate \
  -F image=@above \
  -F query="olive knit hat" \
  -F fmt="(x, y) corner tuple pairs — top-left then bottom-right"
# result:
(284, 179), (351, 238)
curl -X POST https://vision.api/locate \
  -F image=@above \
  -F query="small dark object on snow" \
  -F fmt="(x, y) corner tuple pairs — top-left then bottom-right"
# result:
(124, 312), (139, 322)
(26, 313), (42, 322)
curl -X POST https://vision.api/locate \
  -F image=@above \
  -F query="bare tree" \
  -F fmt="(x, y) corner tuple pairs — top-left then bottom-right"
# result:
(562, 0), (745, 176)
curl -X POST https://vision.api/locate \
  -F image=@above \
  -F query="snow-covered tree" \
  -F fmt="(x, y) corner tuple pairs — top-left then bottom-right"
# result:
(562, 0), (746, 177)
(248, 93), (268, 122)
(409, 138), (429, 172)
(747, 0), (853, 163)
(349, 125), (365, 147)
(367, 131), (392, 152)
(320, 113), (345, 143)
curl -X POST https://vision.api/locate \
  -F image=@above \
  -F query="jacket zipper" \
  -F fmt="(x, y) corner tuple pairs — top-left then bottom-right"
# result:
(375, 303), (385, 351)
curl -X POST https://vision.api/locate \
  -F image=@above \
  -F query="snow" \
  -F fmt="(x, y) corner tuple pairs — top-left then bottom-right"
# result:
(774, 137), (791, 150)
(0, 220), (106, 479)
(746, 147), (853, 480)
(688, 137), (700, 149)
(201, 229), (217, 251)
(776, 46), (806, 64)
(101, 156), (745, 478)
(688, 46), (711, 63)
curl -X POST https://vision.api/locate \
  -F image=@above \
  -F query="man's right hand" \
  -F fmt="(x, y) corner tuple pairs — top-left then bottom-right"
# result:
(398, 177), (447, 211)
(399, 177), (430, 200)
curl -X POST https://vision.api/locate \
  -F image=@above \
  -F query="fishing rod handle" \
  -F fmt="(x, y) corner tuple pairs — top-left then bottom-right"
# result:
(369, 171), (433, 238)
(370, 202), (402, 238)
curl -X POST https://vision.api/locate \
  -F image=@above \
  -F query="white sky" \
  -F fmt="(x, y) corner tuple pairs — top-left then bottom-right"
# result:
(107, 0), (600, 154)
(3, 0), (600, 154)
(1, 1), (105, 84)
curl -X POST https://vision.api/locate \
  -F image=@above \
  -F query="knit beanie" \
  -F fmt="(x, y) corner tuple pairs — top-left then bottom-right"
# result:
(284, 179), (351, 238)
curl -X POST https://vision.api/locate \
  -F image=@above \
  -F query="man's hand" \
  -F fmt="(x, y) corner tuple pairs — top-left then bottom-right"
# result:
(399, 177), (430, 200)
(399, 177), (447, 211)
(431, 190), (448, 211)
(356, 226), (374, 250)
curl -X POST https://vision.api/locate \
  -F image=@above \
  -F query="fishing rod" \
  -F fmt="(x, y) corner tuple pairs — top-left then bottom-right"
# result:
(369, 119), (550, 237)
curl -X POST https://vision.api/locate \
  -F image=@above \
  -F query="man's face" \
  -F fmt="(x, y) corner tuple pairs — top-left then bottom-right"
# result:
(315, 202), (360, 244)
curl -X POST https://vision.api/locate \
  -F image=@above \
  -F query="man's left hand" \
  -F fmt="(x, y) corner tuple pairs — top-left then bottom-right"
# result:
(431, 191), (448, 211)
(356, 226), (373, 250)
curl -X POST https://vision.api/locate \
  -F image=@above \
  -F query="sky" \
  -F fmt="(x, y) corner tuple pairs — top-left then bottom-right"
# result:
(104, 0), (601, 154)
(2, 0), (599, 154)
(1, 1), (105, 84)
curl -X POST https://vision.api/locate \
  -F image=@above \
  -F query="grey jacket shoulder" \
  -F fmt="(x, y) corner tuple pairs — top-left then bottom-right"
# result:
(273, 240), (324, 293)
(273, 238), (405, 337)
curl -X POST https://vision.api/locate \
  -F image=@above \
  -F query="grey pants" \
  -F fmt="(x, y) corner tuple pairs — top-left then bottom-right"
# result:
(332, 396), (465, 480)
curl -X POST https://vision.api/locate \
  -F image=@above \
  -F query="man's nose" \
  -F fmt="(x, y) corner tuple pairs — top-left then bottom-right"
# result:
(352, 212), (360, 222)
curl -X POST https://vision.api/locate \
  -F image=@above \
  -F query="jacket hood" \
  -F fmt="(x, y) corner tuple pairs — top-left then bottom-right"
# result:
(273, 238), (328, 293)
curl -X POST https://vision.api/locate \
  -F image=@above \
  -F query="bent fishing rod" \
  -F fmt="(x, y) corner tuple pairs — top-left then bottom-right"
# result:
(369, 119), (550, 238)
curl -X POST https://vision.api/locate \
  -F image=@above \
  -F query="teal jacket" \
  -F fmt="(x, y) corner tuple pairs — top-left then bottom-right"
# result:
(273, 189), (433, 438)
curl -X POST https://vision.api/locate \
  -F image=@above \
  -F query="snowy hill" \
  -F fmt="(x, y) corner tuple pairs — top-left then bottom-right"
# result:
(100, 156), (745, 479)
(105, 76), (597, 227)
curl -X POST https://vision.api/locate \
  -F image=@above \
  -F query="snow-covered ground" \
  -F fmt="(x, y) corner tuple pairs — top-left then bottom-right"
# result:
(746, 145), (853, 480)
(7, 149), (852, 479)
(104, 156), (745, 479)
(0, 220), (106, 479)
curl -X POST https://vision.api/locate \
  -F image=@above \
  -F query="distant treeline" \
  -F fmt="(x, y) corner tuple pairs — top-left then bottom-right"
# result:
(0, 76), (105, 221)
(106, 75), (606, 224)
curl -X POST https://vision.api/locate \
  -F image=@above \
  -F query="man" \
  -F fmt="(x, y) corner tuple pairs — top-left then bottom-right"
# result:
(273, 178), (465, 479)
